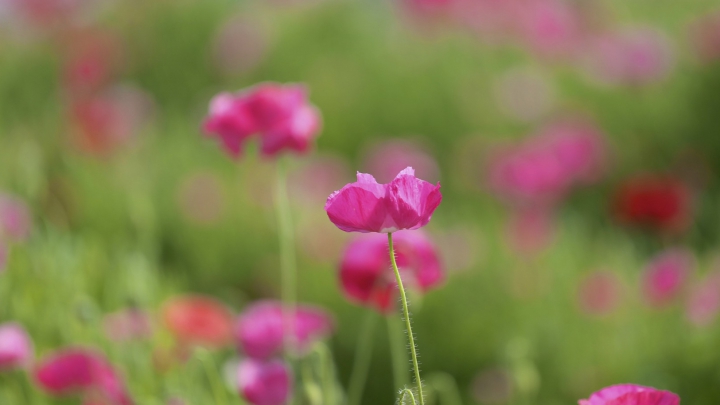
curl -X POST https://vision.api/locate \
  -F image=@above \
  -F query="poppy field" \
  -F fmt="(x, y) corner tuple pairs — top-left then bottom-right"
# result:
(2, 0), (720, 404)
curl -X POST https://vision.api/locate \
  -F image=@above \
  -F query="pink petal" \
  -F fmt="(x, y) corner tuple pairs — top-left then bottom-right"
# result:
(0, 323), (32, 370)
(386, 167), (442, 231)
(238, 359), (292, 405)
(325, 173), (390, 233)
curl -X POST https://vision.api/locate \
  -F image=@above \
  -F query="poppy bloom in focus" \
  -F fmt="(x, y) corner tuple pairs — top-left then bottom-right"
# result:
(34, 348), (133, 405)
(235, 300), (334, 359)
(0, 322), (32, 370)
(325, 167), (442, 233)
(203, 82), (322, 158)
(237, 359), (292, 405)
(162, 295), (234, 349)
(613, 175), (692, 233)
(340, 231), (444, 313)
(578, 384), (679, 405)
(642, 249), (693, 308)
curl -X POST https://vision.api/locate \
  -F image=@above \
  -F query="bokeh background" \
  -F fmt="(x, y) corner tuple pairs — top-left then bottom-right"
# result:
(2, 0), (720, 404)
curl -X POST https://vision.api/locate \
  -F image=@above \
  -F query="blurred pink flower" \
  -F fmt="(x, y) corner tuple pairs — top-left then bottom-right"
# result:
(494, 67), (556, 122)
(642, 249), (693, 308)
(577, 271), (622, 316)
(69, 84), (154, 157)
(504, 208), (555, 257)
(487, 120), (607, 207)
(35, 348), (133, 405)
(578, 384), (679, 405)
(582, 27), (674, 86)
(0, 322), (32, 370)
(235, 300), (334, 359)
(288, 155), (351, 208)
(325, 167), (442, 233)
(685, 271), (720, 327)
(0, 193), (32, 242)
(102, 308), (153, 343)
(688, 10), (720, 64)
(162, 295), (234, 349)
(203, 83), (322, 158)
(61, 28), (125, 98)
(514, 0), (585, 58)
(339, 230), (444, 313)
(212, 16), (268, 75)
(6, 0), (87, 26)
(238, 359), (292, 405)
(361, 139), (440, 184)
(177, 172), (226, 225)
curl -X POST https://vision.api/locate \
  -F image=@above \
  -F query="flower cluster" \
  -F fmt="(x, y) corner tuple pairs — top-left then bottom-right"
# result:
(203, 83), (322, 158)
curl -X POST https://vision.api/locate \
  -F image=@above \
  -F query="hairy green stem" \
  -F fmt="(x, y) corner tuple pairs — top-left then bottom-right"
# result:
(347, 311), (378, 405)
(400, 388), (418, 405)
(388, 232), (425, 405)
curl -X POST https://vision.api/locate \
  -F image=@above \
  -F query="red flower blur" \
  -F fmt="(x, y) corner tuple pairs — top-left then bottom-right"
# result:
(613, 175), (692, 233)
(162, 295), (234, 349)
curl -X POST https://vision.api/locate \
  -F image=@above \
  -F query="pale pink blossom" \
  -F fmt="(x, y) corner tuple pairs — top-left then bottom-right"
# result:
(642, 249), (693, 308)
(0, 193), (32, 242)
(0, 322), (32, 370)
(685, 270), (720, 327)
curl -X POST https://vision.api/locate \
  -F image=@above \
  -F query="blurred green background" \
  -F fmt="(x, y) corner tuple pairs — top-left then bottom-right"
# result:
(2, 0), (720, 404)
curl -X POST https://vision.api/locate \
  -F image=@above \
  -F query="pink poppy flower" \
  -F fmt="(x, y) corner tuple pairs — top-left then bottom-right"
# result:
(35, 348), (133, 405)
(0, 322), (32, 370)
(325, 167), (442, 233)
(577, 271), (622, 316)
(578, 384), (679, 405)
(102, 308), (153, 343)
(203, 83), (322, 158)
(688, 10), (720, 64)
(514, 0), (585, 58)
(235, 300), (333, 359)
(162, 295), (234, 349)
(361, 139), (440, 184)
(685, 271), (720, 327)
(642, 249), (693, 308)
(237, 359), (292, 405)
(583, 27), (674, 86)
(0, 193), (32, 242)
(339, 230), (444, 313)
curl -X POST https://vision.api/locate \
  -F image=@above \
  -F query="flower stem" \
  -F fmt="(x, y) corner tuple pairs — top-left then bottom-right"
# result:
(388, 232), (425, 405)
(347, 311), (378, 405)
(275, 160), (297, 354)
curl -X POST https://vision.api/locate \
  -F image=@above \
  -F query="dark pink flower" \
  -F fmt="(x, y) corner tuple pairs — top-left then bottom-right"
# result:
(577, 271), (622, 316)
(203, 83), (322, 158)
(325, 167), (442, 233)
(0, 193), (32, 242)
(35, 348), (133, 405)
(238, 359), (292, 405)
(235, 300), (333, 359)
(642, 249), (693, 308)
(340, 230), (444, 313)
(0, 322), (32, 370)
(102, 308), (153, 343)
(361, 139), (440, 183)
(578, 384), (679, 405)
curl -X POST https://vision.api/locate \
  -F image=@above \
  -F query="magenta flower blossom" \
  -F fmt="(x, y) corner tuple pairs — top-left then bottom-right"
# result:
(238, 359), (292, 405)
(579, 384), (679, 405)
(325, 167), (442, 233)
(203, 83), (322, 158)
(0, 322), (32, 370)
(35, 348), (133, 405)
(642, 249), (693, 308)
(235, 300), (334, 359)
(340, 230), (444, 313)
(0, 193), (32, 242)
(515, 0), (585, 58)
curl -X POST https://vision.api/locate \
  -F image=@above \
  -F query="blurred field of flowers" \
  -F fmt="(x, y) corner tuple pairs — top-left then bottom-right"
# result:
(2, 0), (720, 404)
